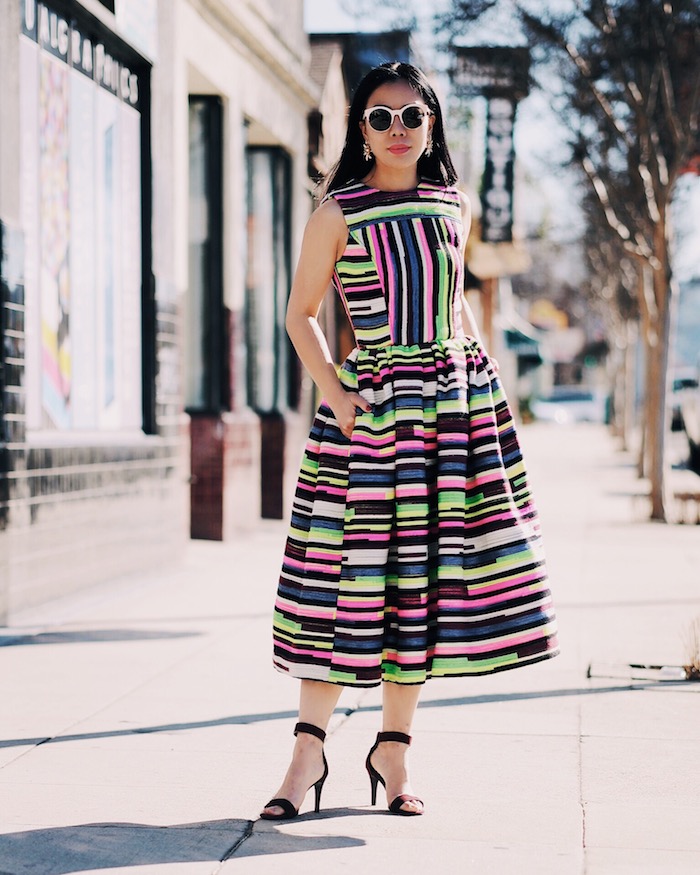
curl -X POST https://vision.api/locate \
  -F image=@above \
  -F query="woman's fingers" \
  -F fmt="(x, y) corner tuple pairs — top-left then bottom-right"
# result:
(349, 392), (372, 413)
(330, 392), (372, 439)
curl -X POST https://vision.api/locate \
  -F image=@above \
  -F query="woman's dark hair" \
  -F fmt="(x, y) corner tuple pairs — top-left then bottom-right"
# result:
(322, 62), (458, 197)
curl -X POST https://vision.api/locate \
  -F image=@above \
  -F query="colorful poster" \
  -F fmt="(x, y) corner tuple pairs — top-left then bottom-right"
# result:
(39, 53), (71, 429)
(20, 36), (42, 431)
(69, 67), (97, 429)
(20, 2), (145, 434)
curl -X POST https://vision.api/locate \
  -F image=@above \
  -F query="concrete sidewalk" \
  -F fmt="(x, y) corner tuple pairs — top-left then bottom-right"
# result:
(1, 423), (699, 875)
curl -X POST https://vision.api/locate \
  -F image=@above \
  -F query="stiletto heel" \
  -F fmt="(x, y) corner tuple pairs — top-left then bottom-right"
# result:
(368, 767), (379, 806)
(365, 731), (424, 816)
(261, 722), (329, 820)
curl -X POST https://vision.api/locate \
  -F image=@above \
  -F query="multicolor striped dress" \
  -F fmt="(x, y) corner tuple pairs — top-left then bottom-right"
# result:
(272, 180), (559, 687)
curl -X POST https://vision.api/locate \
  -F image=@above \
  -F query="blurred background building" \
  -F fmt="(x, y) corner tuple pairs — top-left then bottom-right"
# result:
(0, 0), (320, 621)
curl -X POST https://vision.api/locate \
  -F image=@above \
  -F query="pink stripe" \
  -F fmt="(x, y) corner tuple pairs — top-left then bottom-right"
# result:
(321, 486), (347, 496)
(354, 435), (395, 447)
(445, 588), (548, 610)
(415, 221), (434, 335)
(347, 283), (384, 292)
(306, 551), (340, 561)
(396, 485), (428, 497)
(440, 628), (549, 655)
(437, 477), (465, 488)
(470, 471), (503, 487)
(378, 223), (395, 332)
(275, 642), (329, 659)
(462, 511), (514, 530)
(279, 604), (334, 620)
(332, 655), (376, 667)
(467, 571), (544, 594)
(315, 444), (349, 457)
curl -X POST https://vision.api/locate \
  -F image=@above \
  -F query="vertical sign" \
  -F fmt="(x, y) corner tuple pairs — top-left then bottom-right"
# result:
(452, 46), (530, 246)
(481, 97), (516, 243)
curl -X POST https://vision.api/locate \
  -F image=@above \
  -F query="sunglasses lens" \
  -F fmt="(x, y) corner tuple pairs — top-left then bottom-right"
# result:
(368, 108), (392, 131)
(402, 106), (425, 128)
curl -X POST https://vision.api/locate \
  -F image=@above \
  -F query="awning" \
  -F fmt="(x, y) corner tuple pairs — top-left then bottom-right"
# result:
(500, 316), (543, 373)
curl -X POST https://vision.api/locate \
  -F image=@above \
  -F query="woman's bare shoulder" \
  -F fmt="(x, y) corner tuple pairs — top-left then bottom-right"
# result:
(305, 196), (348, 258)
(457, 188), (471, 216)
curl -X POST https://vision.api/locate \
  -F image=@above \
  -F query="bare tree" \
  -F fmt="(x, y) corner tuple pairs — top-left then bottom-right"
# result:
(580, 188), (640, 450)
(442, 0), (700, 520)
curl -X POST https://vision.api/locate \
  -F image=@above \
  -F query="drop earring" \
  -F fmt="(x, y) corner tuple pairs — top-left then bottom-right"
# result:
(363, 141), (373, 161)
(424, 134), (433, 157)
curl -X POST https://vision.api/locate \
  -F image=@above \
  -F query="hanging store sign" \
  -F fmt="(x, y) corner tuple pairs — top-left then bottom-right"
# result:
(481, 97), (515, 244)
(20, 0), (141, 107)
(451, 46), (530, 245)
(451, 46), (530, 100)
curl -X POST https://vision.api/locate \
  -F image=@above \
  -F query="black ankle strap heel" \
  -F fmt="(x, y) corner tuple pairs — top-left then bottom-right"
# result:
(365, 731), (424, 816)
(294, 722), (327, 742)
(261, 722), (329, 820)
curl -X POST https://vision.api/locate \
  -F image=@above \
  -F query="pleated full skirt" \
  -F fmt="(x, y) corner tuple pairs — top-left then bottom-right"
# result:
(272, 337), (559, 687)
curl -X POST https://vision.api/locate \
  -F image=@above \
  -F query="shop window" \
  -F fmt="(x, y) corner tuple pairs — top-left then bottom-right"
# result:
(186, 97), (226, 412)
(245, 146), (294, 412)
(19, 1), (147, 432)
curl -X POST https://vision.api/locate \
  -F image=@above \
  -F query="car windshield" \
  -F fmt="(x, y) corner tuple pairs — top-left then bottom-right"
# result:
(541, 389), (595, 403)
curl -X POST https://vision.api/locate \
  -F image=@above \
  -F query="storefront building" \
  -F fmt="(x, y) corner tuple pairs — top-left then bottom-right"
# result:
(174, 0), (318, 534)
(0, 0), (318, 621)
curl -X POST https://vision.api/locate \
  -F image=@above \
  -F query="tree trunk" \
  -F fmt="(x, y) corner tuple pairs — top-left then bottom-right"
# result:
(647, 218), (673, 522)
(622, 318), (638, 453)
(637, 265), (652, 479)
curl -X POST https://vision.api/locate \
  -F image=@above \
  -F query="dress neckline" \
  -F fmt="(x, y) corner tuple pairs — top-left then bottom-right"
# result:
(359, 179), (425, 195)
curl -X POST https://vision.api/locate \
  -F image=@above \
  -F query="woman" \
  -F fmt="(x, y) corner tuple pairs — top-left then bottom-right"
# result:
(261, 62), (559, 820)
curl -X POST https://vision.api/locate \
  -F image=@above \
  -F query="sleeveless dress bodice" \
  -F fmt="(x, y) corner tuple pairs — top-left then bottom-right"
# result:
(330, 181), (464, 348)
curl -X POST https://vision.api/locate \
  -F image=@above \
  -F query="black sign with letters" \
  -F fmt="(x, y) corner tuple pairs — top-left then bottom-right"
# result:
(20, 0), (141, 108)
(481, 97), (516, 244)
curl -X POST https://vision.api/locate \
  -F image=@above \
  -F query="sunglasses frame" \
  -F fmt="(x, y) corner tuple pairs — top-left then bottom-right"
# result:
(362, 102), (432, 132)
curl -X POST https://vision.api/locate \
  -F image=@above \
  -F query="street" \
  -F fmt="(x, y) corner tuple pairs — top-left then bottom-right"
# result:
(1, 423), (699, 874)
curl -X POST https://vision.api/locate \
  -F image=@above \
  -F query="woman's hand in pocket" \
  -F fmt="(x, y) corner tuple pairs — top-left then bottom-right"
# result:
(328, 391), (372, 439)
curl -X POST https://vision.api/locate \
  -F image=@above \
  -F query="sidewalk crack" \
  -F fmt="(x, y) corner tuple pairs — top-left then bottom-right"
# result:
(215, 819), (254, 869)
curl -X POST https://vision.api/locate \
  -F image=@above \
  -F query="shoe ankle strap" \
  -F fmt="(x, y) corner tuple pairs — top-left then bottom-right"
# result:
(376, 731), (412, 745)
(294, 722), (326, 742)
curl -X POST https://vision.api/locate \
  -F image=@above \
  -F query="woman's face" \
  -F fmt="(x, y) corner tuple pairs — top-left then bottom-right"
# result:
(359, 81), (434, 171)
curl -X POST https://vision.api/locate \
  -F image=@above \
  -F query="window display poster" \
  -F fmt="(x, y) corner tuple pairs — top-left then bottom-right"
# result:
(69, 66), (97, 429)
(20, 36), (42, 431)
(19, 3), (144, 433)
(39, 53), (72, 429)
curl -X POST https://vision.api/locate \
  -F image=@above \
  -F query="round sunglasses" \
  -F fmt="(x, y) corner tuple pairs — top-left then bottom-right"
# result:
(362, 103), (432, 132)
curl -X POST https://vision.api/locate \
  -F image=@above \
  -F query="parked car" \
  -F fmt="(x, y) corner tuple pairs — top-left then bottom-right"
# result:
(530, 385), (608, 425)
(670, 369), (699, 432)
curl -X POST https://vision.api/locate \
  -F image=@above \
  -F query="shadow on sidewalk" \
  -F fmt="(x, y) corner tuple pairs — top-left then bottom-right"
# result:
(0, 628), (202, 647)
(0, 819), (364, 873)
(2, 682), (691, 751)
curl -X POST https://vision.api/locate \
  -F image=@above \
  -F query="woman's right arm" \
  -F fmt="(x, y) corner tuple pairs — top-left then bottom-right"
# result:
(285, 197), (371, 439)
